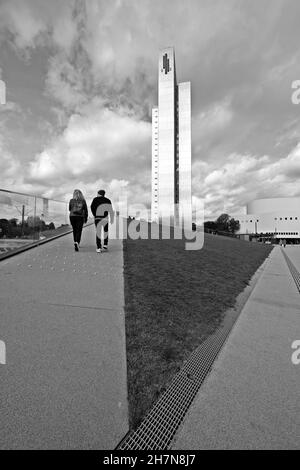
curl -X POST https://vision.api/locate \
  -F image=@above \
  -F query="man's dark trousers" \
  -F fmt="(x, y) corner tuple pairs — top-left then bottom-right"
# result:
(95, 217), (108, 249)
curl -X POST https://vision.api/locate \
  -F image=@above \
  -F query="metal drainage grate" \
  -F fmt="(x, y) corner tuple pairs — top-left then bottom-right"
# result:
(281, 248), (300, 293)
(117, 306), (246, 450)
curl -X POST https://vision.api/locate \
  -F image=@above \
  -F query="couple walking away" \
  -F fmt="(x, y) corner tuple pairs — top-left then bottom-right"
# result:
(69, 189), (114, 253)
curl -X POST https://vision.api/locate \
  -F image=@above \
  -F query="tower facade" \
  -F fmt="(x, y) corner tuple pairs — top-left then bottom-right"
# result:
(151, 47), (192, 226)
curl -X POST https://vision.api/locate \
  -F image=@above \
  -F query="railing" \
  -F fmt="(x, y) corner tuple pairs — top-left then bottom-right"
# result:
(0, 189), (69, 258)
(204, 228), (238, 238)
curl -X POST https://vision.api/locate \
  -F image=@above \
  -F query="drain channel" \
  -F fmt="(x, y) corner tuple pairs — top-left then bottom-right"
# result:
(281, 249), (300, 293)
(117, 306), (248, 450)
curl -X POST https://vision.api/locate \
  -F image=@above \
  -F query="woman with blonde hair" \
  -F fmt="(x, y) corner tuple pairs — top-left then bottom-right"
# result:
(69, 189), (88, 251)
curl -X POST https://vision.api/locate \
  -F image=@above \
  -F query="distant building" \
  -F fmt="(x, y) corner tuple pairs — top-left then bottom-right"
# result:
(236, 197), (300, 241)
(151, 47), (192, 226)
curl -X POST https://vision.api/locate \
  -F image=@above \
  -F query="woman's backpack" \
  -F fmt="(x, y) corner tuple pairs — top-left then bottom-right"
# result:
(73, 199), (84, 215)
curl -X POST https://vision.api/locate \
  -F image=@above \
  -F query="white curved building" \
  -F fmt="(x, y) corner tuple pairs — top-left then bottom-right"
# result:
(237, 197), (300, 241)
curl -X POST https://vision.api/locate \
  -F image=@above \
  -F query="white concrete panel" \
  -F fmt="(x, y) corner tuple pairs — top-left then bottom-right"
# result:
(178, 82), (192, 227)
(151, 107), (159, 222)
(247, 197), (300, 214)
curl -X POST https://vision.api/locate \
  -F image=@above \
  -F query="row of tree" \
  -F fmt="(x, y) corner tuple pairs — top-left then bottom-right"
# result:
(204, 213), (240, 234)
(0, 217), (56, 238)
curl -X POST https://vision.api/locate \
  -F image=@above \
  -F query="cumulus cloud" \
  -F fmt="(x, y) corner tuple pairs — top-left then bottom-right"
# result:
(193, 146), (300, 219)
(0, 0), (46, 51)
(0, 133), (30, 192)
(1, 0), (300, 219)
(27, 98), (151, 205)
(45, 52), (89, 110)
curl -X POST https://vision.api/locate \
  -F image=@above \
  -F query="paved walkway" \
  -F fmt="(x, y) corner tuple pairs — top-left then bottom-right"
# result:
(0, 224), (128, 449)
(172, 246), (300, 450)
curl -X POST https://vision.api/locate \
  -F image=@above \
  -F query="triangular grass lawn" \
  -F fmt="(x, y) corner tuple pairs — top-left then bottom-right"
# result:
(123, 231), (273, 430)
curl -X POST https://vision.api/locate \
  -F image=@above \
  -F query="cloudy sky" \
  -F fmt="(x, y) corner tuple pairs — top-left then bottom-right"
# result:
(1, 0), (300, 219)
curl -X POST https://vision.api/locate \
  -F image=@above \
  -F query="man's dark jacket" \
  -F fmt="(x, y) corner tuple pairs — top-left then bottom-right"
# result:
(91, 196), (114, 222)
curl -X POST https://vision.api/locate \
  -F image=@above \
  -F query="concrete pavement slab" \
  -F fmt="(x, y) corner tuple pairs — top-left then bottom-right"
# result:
(0, 224), (128, 449)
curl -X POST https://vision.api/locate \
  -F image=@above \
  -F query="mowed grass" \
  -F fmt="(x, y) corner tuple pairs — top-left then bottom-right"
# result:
(123, 231), (273, 429)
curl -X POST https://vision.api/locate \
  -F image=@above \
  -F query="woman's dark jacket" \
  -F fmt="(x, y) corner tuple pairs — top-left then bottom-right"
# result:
(69, 198), (88, 223)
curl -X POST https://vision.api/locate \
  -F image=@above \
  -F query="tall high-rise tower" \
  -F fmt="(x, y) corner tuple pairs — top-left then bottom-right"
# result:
(151, 47), (192, 226)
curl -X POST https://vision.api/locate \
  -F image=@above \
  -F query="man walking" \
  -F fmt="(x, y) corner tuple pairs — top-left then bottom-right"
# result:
(91, 190), (114, 253)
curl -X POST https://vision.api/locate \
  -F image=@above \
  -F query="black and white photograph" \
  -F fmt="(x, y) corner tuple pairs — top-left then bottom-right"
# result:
(0, 0), (299, 456)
